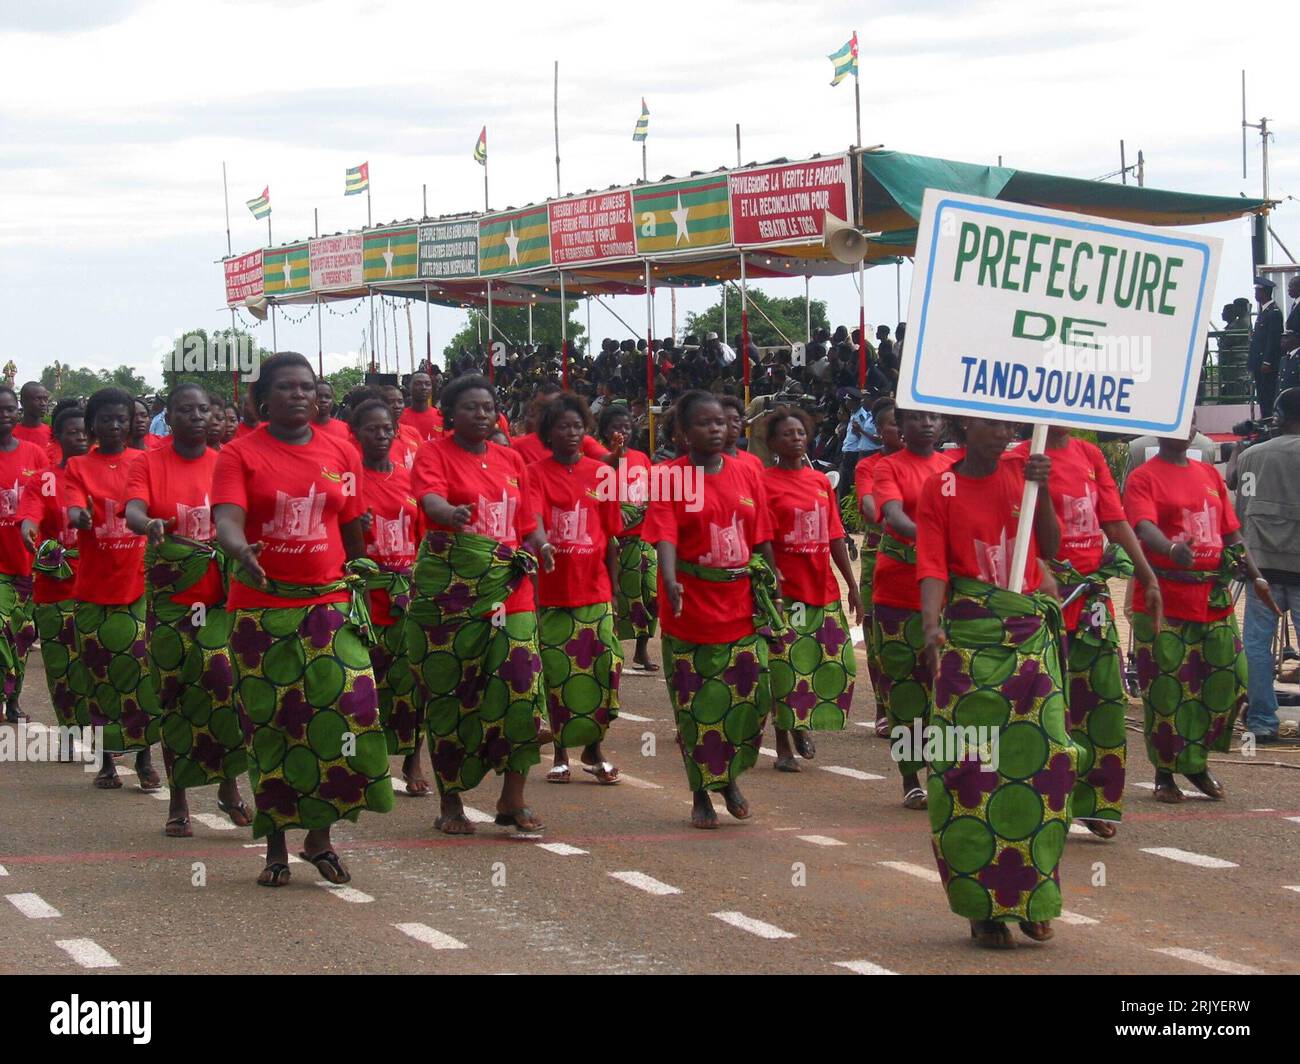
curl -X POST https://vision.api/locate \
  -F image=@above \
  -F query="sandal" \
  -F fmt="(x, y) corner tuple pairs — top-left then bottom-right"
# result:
(1018, 920), (1054, 942)
(494, 808), (545, 833)
(774, 755), (801, 773)
(792, 732), (816, 759)
(1185, 771), (1224, 800)
(1153, 774), (1184, 804)
(256, 862), (292, 888)
(434, 813), (475, 835)
(874, 717), (891, 738)
(299, 848), (351, 885)
(93, 774), (122, 790)
(217, 798), (253, 827)
(970, 920), (1016, 949)
(580, 761), (620, 785)
(164, 816), (192, 838)
(1083, 819), (1117, 840)
(902, 786), (928, 810)
(401, 775), (431, 798)
(545, 764), (572, 784)
(691, 795), (719, 830)
(137, 768), (162, 793)
(722, 785), (751, 821)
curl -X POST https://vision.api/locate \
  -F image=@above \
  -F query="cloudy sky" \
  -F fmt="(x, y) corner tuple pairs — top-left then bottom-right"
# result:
(0, 0), (1294, 386)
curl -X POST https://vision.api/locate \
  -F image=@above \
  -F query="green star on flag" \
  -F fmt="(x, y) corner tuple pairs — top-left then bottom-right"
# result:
(633, 99), (649, 142)
(246, 186), (271, 219)
(828, 33), (858, 86)
(473, 126), (487, 165)
(345, 162), (369, 196)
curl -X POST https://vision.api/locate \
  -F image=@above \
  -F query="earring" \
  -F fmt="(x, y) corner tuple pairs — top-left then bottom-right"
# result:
(258, 403), (269, 419)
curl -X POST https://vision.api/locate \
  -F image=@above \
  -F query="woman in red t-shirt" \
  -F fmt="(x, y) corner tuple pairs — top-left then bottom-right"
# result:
(1008, 428), (1161, 840)
(214, 354), (394, 888)
(854, 398), (902, 736)
(599, 404), (659, 670)
(0, 385), (50, 723)
(720, 394), (766, 473)
(763, 407), (861, 771)
(407, 374), (551, 836)
(916, 416), (1067, 948)
(351, 398), (426, 794)
(530, 394), (625, 785)
(641, 390), (783, 830)
(63, 388), (156, 788)
(124, 382), (250, 838)
(1123, 427), (1276, 804)
(205, 399), (225, 451)
(19, 404), (87, 743)
(871, 408), (950, 808)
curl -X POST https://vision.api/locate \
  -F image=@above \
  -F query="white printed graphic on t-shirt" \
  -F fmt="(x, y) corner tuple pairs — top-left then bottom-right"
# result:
(699, 512), (748, 567)
(549, 502), (593, 547)
(472, 490), (516, 541)
(782, 504), (829, 551)
(0, 478), (21, 522)
(175, 496), (212, 540)
(1061, 487), (1100, 538)
(262, 485), (328, 541)
(95, 498), (131, 540)
(974, 527), (1012, 587)
(1177, 501), (1221, 551)
(372, 511), (415, 558)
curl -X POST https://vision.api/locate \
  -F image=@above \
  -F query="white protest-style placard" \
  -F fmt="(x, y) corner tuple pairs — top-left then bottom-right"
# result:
(899, 190), (1222, 438)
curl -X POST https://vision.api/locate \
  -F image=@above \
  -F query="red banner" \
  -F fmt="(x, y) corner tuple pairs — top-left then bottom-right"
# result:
(224, 249), (264, 305)
(547, 190), (636, 266)
(728, 156), (851, 246)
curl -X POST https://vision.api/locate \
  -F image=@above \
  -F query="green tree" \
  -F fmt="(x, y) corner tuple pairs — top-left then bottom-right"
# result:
(159, 327), (272, 404)
(442, 303), (586, 362)
(40, 362), (149, 402)
(685, 288), (828, 347)
(327, 365), (366, 396)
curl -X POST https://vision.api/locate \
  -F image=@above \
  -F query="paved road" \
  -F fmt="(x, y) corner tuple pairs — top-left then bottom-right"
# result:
(3, 629), (1299, 976)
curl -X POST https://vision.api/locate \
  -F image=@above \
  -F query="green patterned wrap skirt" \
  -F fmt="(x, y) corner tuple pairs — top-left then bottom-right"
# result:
(858, 524), (886, 715)
(71, 596), (159, 754)
(540, 602), (622, 748)
(31, 540), (80, 728)
(0, 571), (37, 703)
(364, 565), (419, 756)
(614, 502), (658, 641)
(769, 599), (856, 731)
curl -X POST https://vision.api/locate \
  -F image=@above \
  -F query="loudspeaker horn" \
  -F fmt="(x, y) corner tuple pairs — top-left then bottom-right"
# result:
(244, 295), (269, 321)
(823, 211), (869, 265)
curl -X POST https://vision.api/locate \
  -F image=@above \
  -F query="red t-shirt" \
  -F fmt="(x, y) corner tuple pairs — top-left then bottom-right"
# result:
(616, 449), (652, 536)
(0, 439), (49, 577)
(410, 437), (538, 615)
(916, 460), (1043, 594)
(641, 454), (774, 644)
(314, 418), (350, 440)
(1123, 456), (1240, 622)
(124, 445), (223, 607)
(730, 447), (767, 473)
(13, 423), (52, 452)
(18, 465), (78, 603)
(764, 465), (843, 606)
(145, 434), (168, 450)
(871, 449), (954, 610)
(400, 406), (443, 442)
(528, 456), (623, 607)
(510, 432), (609, 466)
(234, 421), (259, 439)
(211, 427), (365, 609)
(360, 464), (419, 627)
(62, 448), (146, 605)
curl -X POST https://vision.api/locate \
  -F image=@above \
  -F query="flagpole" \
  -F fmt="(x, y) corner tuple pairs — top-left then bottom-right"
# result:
(424, 284), (431, 372)
(805, 276), (811, 342)
(554, 60), (562, 197)
(858, 259), (867, 390)
(559, 271), (568, 387)
(645, 261), (655, 454)
(528, 301), (534, 347)
(407, 298), (415, 375)
(222, 162), (239, 403)
(271, 303), (278, 353)
(366, 182), (372, 228)
(853, 29), (861, 148)
(368, 289), (376, 373)
(740, 252), (750, 407)
(642, 141), (647, 183)
(486, 280), (494, 384)
(484, 155), (490, 212)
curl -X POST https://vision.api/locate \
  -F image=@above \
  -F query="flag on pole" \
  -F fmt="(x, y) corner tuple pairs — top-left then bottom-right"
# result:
(345, 162), (369, 196)
(473, 127), (487, 165)
(632, 98), (649, 142)
(246, 186), (271, 219)
(828, 33), (858, 86)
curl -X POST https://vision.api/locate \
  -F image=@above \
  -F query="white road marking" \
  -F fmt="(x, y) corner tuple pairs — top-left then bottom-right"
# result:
(0, 864), (7, 876)
(796, 835), (845, 847)
(1132, 781), (1208, 799)
(394, 922), (467, 950)
(849, 625), (865, 645)
(6, 892), (61, 919)
(146, 788), (170, 801)
(1068, 823), (1092, 836)
(1250, 808), (1276, 812)
(191, 813), (237, 832)
(617, 773), (662, 790)
(240, 844), (303, 863)
(879, 860), (941, 883)
(711, 911), (796, 940)
(608, 871), (682, 896)
(759, 747), (777, 758)
(536, 842), (587, 856)
(1057, 910), (1100, 926)
(313, 883), (374, 903)
(1284, 816), (1300, 825)
(616, 711), (655, 722)
(1152, 947), (1261, 975)
(1140, 847), (1238, 869)
(391, 777), (407, 793)
(1285, 886), (1300, 894)
(835, 959), (897, 975)
(54, 938), (119, 969)
(821, 765), (885, 781)
(462, 805), (496, 824)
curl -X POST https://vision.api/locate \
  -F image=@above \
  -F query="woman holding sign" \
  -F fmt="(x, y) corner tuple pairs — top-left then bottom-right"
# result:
(870, 409), (951, 808)
(1123, 426), (1276, 803)
(1009, 427), (1162, 839)
(917, 416), (1067, 949)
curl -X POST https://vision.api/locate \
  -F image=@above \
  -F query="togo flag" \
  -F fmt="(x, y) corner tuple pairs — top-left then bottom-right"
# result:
(345, 162), (369, 196)
(828, 33), (858, 86)
(632, 99), (649, 142)
(246, 186), (271, 219)
(473, 126), (487, 165)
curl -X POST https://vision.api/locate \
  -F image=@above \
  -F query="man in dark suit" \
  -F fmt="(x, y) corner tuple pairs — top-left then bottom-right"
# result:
(1249, 276), (1283, 417)
(1282, 275), (1300, 391)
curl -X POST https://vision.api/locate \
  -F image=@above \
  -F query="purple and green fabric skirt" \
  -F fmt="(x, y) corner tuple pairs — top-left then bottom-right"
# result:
(928, 577), (1075, 924)
(403, 530), (545, 796)
(34, 600), (79, 728)
(0, 571), (37, 704)
(873, 603), (933, 775)
(858, 525), (885, 717)
(71, 598), (159, 754)
(769, 599), (855, 731)
(540, 602), (622, 748)
(230, 598), (394, 838)
(662, 632), (772, 792)
(614, 535), (659, 641)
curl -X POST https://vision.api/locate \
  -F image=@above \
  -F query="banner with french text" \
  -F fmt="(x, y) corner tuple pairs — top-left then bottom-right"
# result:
(898, 190), (1222, 437)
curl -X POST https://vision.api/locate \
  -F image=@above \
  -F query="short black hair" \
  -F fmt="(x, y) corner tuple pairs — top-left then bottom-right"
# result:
(84, 387), (135, 435)
(871, 396), (896, 421)
(597, 402), (631, 438)
(167, 381), (208, 414)
(765, 404), (814, 442)
(718, 394), (744, 416)
(252, 352), (314, 407)
(537, 393), (592, 448)
(0, 385), (18, 405)
(439, 373), (495, 420)
(349, 397), (391, 432)
(53, 404), (84, 436)
(1276, 387), (1300, 424)
(674, 389), (723, 436)
(19, 381), (44, 400)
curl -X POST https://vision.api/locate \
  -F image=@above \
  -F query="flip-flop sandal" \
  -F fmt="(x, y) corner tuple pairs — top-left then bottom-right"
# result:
(580, 762), (620, 784)
(774, 756), (801, 773)
(93, 774), (122, 790)
(1018, 920), (1054, 942)
(164, 817), (192, 838)
(691, 805), (720, 830)
(792, 732), (816, 759)
(970, 921), (1016, 949)
(257, 863), (292, 888)
(217, 798), (253, 826)
(1083, 819), (1117, 840)
(637, 662), (660, 672)
(1153, 780), (1185, 804)
(299, 849), (351, 884)
(1185, 772), (1224, 800)
(494, 808), (545, 833)
(902, 787), (928, 810)
(874, 718), (891, 738)
(545, 765), (572, 784)
(401, 775), (432, 798)
(434, 813), (475, 835)
(137, 771), (162, 793)
(723, 792), (751, 820)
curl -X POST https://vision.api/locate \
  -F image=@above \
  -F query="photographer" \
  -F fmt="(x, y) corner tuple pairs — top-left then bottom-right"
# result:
(1232, 386), (1300, 743)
